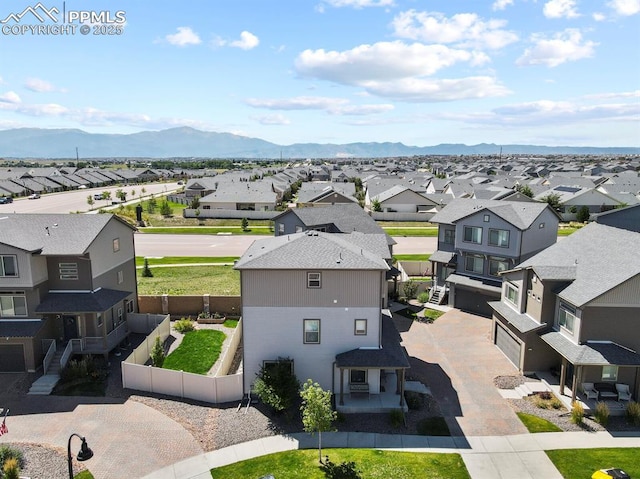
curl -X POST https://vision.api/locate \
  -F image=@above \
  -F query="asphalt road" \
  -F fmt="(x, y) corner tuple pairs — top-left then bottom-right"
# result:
(133, 233), (437, 257)
(0, 182), (181, 214)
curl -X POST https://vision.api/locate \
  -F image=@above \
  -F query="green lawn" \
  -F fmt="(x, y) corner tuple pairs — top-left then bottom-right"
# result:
(223, 319), (238, 328)
(546, 448), (640, 479)
(138, 226), (271, 235)
(210, 449), (470, 479)
(516, 412), (562, 433)
(135, 256), (239, 266)
(394, 254), (432, 261)
(137, 265), (240, 295)
(557, 228), (579, 236)
(74, 471), (94, 479)
(380, 227), (439, 236)
(423, 309), (444, 322)
(163, 329), (226, 374)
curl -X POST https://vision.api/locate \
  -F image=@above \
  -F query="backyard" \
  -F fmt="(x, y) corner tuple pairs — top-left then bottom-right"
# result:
(137, 264), (240, 295)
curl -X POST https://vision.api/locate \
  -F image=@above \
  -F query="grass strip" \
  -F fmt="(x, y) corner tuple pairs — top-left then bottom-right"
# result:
(163, 329), (225, 375)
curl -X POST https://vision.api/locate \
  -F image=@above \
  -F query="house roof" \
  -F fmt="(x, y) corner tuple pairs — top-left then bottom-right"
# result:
(234, 230), (390, 271)
(335, 313), (410, 369)
(430, 198), (552, 230)
(489, 301), (547, 333)
(35, 288), (131, 313)
(429, 250), (456, 264)
(0, 319), (47, 338)
(517, 223), (640, 307)
(200, 182), (277, 204)
(0, 213), (134, 254)
(540, 332), (640, 366)
(445, 273), (502, 294)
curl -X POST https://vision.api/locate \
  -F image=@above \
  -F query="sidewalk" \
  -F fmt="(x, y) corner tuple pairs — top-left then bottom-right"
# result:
(142, 430), (640, 479)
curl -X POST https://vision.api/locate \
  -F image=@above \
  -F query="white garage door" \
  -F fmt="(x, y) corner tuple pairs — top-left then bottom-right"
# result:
(495, 324), (521, 368)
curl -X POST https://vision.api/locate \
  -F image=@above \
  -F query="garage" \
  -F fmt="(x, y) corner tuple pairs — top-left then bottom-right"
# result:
(495, 324), (521, 368)
(0, 344), (26, 372)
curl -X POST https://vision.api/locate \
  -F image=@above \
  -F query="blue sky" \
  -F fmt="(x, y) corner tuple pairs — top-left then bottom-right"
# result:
(0, 0), (638, 148)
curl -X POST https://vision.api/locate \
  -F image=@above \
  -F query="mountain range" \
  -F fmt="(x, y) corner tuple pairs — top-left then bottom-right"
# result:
(0, 127), (637, 159)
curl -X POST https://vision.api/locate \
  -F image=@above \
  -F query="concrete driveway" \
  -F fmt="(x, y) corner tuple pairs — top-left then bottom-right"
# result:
(397, 309), (528, 437)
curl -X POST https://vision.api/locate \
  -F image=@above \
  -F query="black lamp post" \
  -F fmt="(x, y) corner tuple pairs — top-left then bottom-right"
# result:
(67, 433), (93, 479)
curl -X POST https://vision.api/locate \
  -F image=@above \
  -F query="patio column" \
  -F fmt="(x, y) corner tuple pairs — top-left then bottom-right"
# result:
(339, 368), (344, 406)
(395, 369), (400, 394)
(399, 369), (405, 407)
(559, 358), (567, 396)
(571, 365), (580, 403)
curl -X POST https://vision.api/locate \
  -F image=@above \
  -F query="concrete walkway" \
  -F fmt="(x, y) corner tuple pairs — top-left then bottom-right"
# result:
(142, 430), (640, 479)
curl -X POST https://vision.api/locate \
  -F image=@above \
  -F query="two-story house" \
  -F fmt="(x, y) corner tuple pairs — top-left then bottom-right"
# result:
(429, 199), (560, 316)
(0, 213), (137, 372)
(235, 231), (410, 412)
(490, 221), (640, 402)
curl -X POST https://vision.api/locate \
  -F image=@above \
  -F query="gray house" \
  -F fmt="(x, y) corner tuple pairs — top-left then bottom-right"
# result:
(490, 222), (640, 403)
(0, 214), (137, 372)
(429, 199), (560, 316)
(235, 231), (410, 412)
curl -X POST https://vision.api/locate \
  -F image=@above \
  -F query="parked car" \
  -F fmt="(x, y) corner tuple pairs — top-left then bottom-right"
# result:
(0, 196), (13, 204)
(94, 194), (103, 200)
(28, 193), (41, 199)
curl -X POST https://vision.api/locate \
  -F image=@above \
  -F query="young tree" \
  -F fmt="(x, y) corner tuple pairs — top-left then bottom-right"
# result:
(146, 195), (157, 214)
(371, 199), (382, 212)
(241, 217), (249, 231)
(514, 184), (533, 198)
(101, 191), (112, 203)
(541, 193), (562, 212)
(116, 189), (127, 202)
(190, 196), (200, 209)
(576, 205), (590, 223)
(160, 200), (172, 217)
(151, 337), (165, 367)
(253, 357), (299, 413)
(87, 195), (94, 209)
(141, 258), (153, 277)
(300, 379), (337, 463)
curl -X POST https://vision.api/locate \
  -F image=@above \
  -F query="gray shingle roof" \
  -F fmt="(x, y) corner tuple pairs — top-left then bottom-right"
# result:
(518, 223), (640, 306)
(489, 301), (546, 333)
(429, 250), (456, 264)
(541, 332), (640, 365)
(35, 288), (131, 313)
(430, 198), (551, 230)
(0, 319), (46, 338)
(0, 213), (132, 254)
(446, 273), (502, 294)
(234, 231), (390, 270)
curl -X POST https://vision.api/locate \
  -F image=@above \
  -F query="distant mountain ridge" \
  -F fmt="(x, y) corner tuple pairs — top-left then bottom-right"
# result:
(0, 127), (637, 158)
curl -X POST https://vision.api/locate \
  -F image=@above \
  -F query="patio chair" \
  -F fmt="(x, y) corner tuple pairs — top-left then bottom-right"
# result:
(616, 383), (631, 402)
(582, 382), (599, 400)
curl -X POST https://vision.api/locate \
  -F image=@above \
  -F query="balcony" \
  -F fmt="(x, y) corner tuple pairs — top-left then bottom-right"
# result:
(70, 321), (129, 355)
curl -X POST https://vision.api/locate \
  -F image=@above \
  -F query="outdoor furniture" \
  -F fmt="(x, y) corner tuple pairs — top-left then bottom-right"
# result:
(595, 382), (618, 400)
(616, 383), (631, 402)
(582, 382), (599, 400)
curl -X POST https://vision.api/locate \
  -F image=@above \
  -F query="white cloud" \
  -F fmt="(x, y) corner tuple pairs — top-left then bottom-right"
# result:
(246, 96), (394, 115)
(392, 10), (518, 50)
(229, 31), (260, 50)
(592, 12), (607, 20)
(252, 114), (291, 125)
(517, 29), (597, 67)
(24, 77), (59, 93)
(492, 0), (514, 11)
(0, 91), (21, 103)
(165, 27), (201, 47)
(607, 0), (640, 15)
(584, 90), (640, 100)
(320, 0), (395, 8)
(543, 0), (580, 18)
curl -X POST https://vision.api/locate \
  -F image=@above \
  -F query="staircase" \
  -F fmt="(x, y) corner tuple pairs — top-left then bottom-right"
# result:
(27, 349), (64, 395)
(429, 286), (446, 305)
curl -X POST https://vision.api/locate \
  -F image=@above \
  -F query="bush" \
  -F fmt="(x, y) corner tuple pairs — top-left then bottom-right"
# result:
(253, 357), (300, 413)
(594, 401), (610, 426)
(550, 397), (563, 409)
(402, 280), (418, 300)
(625, 401), (640, 426)
(389, 409), (404, 428)
(60, 356), (98, 383)
(576, 205), (590, 223)
(2, 457), (20, 479)
(173, 318), (195, 333)
(538, 391), (552, 400)
(141, 258), (153, 277)
(0, 446), (24, 468)
(320, 456), (362, 479)
(151, 336), (165, 368)
(417, 292), (429, 304)
(570, 401), (584, 425)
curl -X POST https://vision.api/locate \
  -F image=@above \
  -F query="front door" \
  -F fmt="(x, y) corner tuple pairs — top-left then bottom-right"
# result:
(63, 316), (79, 341)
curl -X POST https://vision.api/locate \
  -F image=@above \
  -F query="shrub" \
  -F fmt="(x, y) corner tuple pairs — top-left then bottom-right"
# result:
(2, 457), (20, 479)
(253, 357), (300, 413)
(320, 456), (362, 479)
(389, 409), (404, 428)
(173, 318), (195, 333)
(141, 258), (153, 277)
(402, 280), (418, 300)
(417, 291), (429, 304)
(594, 401), (610, 426)
(60, 356), (98, 383)
(550, 397), (563, 409)
(570, 401), (584, 425)
(241, 217), (249, 231)
(0, 446), (24, 468)
(625, 401), (640, 426)
(538, 391), (552, 401)
(576, 205), (590, 223)
(151, 336), (165, 368)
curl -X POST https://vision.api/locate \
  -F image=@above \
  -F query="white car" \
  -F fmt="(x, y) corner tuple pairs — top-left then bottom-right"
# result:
(28, 193), (41, 199)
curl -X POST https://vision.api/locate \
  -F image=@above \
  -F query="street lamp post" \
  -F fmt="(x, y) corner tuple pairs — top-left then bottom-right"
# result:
(67, 433), (93, 479)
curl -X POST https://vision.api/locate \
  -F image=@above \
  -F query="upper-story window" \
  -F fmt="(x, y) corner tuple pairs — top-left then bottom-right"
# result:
(307, 272), (322, 288)
(505, 283), (518, 306)
(113, 238), (120, 252)
(463, 226), (482, 244)
(558, 302), (576, 333)
(0, 255), (18, 277)
(465, 254), (484, 274)
(0, 292), (27, 316)
(443, 229), (455, 244)
(483, 214), (490, 222)
(59, 263), (78, 280)
(489, 229), (510, 248)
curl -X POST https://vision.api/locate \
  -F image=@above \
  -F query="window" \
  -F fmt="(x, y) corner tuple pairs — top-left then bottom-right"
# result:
(463, 226), (482, 244)
(489, 229), (510, 247)
(602, 365), (618, 381)
(307, 272), (322, 288)
(304, 319), (320, 344)
(489, 258), (510, 276)
(295, 226), (303, 233)
(558, 303), (576, 333)
(0, 255), (18, 277)
(97, 314), (103, 327)
(505, 283), (518, 306)
(263, 359), (294, 375)
(354, 319), (367, 335)
(126, 300), (134, 313)
(483, 214), (490, 222)
(117, 307), (124, 324)
(278, 223), (285, 234)
(465, 254), (484, 274)
(350, 369), (367, 384)
(113, 238), (120, 252)
(59, 262), (78, 280)
(0, 293), (27, 316)
(443, 229), (455, 244)
(117, 270), (124, 284)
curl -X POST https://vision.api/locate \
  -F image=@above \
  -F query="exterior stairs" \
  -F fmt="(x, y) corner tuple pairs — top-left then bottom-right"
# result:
(27, 350), (63, 395)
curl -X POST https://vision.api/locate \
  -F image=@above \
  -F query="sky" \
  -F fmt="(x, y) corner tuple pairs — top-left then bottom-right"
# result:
(0, 0), (638, 148)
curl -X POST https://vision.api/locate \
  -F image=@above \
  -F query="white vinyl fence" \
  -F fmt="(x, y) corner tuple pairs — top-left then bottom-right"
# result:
(121, 316), (244, 403)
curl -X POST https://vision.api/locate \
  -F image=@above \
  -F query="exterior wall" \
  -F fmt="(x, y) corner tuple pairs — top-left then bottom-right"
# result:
(274, 213), (305, 236)
(596, 206), (640, 232)
(242, 305), (381, 392)
(45, 255), (92, 291)
(579, 306), (640, 353)
(87, 219), (136, 279)
(588, 275), (640, 307)
(520, 208), (559, 259)
(451, 285), (498, 317)
(380, 190), (428, 213)
(564, 189), (622, 209)
(501, 269), (527, 313)
(0, 244), (47, 289)
(436, 225), (456, 253)
(337, 367), (381, 394)
(241, 270), (382, 308)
